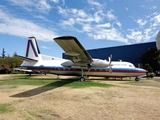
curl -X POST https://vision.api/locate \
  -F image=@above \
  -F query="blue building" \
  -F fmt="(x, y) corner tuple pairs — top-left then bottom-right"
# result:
(63, 42), (156, 66)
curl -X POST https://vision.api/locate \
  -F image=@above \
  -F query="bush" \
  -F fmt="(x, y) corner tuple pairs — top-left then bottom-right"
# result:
(146, 72), (155, 79)
(144, 64), (153, 73)
(11, 70), (23, 74)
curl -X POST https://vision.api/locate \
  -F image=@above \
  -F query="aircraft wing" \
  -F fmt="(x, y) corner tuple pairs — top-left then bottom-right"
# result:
(54, 36), (93, 65)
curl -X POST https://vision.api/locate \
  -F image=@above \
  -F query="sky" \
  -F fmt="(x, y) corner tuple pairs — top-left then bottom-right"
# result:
(0, 0), (160, 58)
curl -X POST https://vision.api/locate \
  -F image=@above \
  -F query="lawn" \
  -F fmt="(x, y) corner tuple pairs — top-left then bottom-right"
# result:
(0, 74), (113, 88)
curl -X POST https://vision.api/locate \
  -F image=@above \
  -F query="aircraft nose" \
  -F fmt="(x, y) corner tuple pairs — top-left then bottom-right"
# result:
(140, 68), (147, 71)
(138, 68), (147, 74)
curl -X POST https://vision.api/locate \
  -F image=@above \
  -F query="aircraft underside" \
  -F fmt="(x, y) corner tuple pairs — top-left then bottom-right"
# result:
(27, 66), (146, 81)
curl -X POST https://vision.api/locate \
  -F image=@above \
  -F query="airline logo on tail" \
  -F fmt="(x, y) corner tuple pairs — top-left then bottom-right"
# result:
(25, 37), (40, 58)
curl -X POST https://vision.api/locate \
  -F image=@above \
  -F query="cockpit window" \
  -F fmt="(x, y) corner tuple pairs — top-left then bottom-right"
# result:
(129, 64), (135, 67)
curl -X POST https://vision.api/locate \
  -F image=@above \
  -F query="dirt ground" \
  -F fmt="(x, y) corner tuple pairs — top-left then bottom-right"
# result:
(0, 74), (160, 120)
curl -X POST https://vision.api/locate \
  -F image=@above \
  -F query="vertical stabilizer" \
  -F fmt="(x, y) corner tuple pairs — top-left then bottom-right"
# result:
(25, 37), (41, 61)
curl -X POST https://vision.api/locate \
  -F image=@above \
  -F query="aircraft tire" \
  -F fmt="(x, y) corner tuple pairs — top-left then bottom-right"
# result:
(80, 77), (85, 82)
(135, 77), (140, 81)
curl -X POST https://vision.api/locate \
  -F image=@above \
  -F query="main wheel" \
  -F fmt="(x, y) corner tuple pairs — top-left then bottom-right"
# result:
(135, 77), (140, 81)
(80, 77), (85, 82)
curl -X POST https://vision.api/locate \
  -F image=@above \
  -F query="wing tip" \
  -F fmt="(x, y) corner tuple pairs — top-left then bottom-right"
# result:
(54, 36), (77, 40)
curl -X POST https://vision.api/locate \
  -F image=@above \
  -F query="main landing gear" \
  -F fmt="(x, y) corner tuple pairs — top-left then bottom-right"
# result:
(80, 68), (85, 82)
(80, 77), (86, 82)
(80, 68), (90, 82)
(135, 77), (140, 81)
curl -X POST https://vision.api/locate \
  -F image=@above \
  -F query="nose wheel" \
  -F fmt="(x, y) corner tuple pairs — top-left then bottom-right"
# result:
(80, 77), (85, 81)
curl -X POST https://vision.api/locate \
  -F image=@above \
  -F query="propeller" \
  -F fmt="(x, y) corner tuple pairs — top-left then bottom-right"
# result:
(108, 54), (112, 73)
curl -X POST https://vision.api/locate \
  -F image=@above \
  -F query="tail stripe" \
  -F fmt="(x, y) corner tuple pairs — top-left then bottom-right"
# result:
(34, 37), (41, 54)
(25, 40), (38, 57)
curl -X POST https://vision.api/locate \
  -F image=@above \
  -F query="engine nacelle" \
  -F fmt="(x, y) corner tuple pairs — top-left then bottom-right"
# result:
(61, 59), (110, 69)
(91, 59), (110, 68)
(61, 60), (73, 67)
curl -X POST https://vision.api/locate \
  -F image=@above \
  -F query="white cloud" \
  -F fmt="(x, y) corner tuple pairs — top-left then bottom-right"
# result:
(150, 14), (160, 27)
(106, 10), (117, 20)
(70, 9), (88, 18)
(128, 12), (160, 43)
(82, 24), (92, 32)
(137, 19), (147, 26)
(51, 0), (59, 3)
(139, 5), (145, 8)
(36, 0), (51, 12)
(50, 0), (65, 5)
(57, 6), (68, 16)
(143, 28), (152, 42)
(58, 7), (104, 24)
(7, 0), (52, 13)
(116, 21), (122, 27)
(88, 27), (127, 43)
(126, 29), (154, 43)
(41, 46), (50, 49)
(57, 5), (127, 43)
(124, 7), (128, 11)
(77, 10), (88, 18)
(7, 0), (32, 6)
(0, 9), (58, 41)
(87, 0), (103, 7)
(96, 23), (111, 28)
(126, 28), (155, 43)
(61, 18), (75, 26)
(126, 30), (143, 43)
(149, 6), (157, 10)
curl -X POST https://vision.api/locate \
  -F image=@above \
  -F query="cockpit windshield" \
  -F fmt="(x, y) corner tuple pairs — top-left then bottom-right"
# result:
(129, 64), (135, 68)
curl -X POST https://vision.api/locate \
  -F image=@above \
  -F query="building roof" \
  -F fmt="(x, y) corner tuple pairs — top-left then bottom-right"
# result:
(87, 42), (156, 63)
(63, 41), (156, 64)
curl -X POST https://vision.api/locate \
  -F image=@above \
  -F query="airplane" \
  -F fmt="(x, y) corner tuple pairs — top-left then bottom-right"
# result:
(18, 36), (147, 81)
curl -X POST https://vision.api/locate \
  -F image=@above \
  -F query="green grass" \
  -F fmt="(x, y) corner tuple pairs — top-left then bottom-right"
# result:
(0, 75), (113, 88)
(64, 81), (113, 88)
(0, 103), (13, 114)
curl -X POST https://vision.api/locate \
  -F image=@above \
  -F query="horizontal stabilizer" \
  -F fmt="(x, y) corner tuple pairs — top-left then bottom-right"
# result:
(16, 55), (38, 62)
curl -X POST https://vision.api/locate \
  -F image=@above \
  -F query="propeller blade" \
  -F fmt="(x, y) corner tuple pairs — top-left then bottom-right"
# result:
(108, 54), (112, 73)
(109, 66), (112, 73)
(110, 54), (112, 63)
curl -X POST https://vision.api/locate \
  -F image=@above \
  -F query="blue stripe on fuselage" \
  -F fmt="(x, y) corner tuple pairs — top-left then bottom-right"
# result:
(22, 66), (146, 73)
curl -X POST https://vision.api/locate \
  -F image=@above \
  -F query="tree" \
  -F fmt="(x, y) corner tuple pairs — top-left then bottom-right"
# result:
(0, 54), (23, 74)
(1, 64), (10, 74)
(144, 64), (153, 73)
(1, 48), (5, 58)
(13, 51), (17, 57)
(141, 47), (160, 72)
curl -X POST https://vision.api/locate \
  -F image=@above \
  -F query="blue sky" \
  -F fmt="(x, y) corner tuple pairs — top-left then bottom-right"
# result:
(0, 0), (160, 58)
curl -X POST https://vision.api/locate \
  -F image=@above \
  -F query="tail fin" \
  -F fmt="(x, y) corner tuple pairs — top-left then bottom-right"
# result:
(25, 37), (41, 61)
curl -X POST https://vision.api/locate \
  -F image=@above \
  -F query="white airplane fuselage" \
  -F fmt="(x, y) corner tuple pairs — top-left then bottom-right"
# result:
(21, 54), (146, 78)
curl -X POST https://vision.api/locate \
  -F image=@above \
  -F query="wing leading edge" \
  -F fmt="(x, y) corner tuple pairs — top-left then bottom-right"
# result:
(54, 36), (93, 65)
